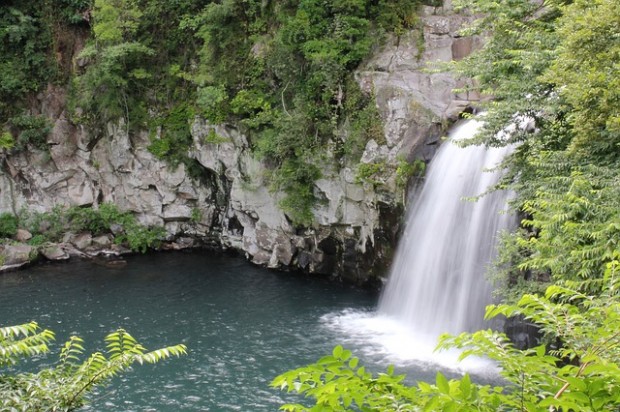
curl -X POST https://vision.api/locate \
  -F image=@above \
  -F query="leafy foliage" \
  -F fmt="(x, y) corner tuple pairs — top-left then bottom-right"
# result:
(0, 322), (55, 367)
(73, 0), (154, 128)
(0, 322), (186, 411)
(0, 213), (19, 239)
(3, 0), (422, 224)
(147, 103), (196, 170)
(0, 5), (53, 124)
(188, 0), (423, 224)
(0, 1), (90, 125)
(274, 262), (620, 411)
(8, 114), (52, 151)
(450, 0), (620, 297)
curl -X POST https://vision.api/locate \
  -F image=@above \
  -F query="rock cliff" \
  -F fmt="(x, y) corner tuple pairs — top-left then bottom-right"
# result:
(0, 1), (478, 283)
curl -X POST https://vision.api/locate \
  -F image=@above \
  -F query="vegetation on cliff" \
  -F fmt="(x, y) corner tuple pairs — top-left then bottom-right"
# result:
(1, 0), (433, 225)
(2, 0), (620, 409)
(0, 204), (165, 255)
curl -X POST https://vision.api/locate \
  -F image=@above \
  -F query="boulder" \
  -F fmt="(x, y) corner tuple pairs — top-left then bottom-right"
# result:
(269, 234), (295, 267)
(15, 229), (32, 242)
(41, 244), (70, 261)
(92, 235), (112, 247)
(1, 244), (35, 268)
(71, 233), (92, 250)
(252, 250), (271, 266)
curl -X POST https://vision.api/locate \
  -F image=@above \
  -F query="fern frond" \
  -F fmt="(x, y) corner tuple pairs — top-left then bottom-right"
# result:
(59, 336), (85, 367)
(137, 344), (188, 365)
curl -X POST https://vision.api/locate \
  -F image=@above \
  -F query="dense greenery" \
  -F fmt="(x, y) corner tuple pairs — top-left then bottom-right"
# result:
(0, 212), (19, 239)
(452, 0), (620, 293)
(0, 321), (186, 411)
(187, 0), (420, 222)
(4, 0), (620, 409)
(0, 1), (90, 124)
(2, 0), (429, 225)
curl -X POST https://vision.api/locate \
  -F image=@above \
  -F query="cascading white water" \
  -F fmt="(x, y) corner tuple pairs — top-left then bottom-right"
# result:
(378, 118), (515, 342)
(319, 118), (515, 371)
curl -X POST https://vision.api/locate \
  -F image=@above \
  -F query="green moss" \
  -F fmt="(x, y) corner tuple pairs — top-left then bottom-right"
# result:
(204, 130), (229, 144)
(0, 132), (15, 150)
(395, 158), (426, 188)
(355, 162), (387, 186)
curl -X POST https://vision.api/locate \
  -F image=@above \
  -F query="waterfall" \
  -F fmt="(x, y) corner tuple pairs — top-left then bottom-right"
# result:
(320, 118), (515, 371)
(378, 118), (515, 342)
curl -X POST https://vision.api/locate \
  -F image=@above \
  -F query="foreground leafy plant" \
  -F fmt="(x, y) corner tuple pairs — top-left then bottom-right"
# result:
(0, 322), (187, 411)
(273, 261), (620, 411)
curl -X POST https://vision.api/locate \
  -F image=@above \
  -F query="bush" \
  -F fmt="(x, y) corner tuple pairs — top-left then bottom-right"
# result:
(19, 204), (165, 253)
(0, 131), (15, 150)
(0, 213), (18, 238)
(9, 114), (52, 150)
(0, 322), (186, 411)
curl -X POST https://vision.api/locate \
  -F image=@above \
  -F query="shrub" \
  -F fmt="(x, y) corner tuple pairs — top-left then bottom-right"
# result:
(19, 204), (165, 253)
(0, 213), (19, 238)
(9, 114), (52, 150)
(0, 131), (15, 150)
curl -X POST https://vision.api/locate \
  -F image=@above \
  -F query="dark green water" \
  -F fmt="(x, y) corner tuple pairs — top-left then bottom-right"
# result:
(0, 252), (385, 411)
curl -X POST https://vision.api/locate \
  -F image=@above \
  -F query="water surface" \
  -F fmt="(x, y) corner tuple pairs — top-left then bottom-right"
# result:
(0, 252), (384, 411)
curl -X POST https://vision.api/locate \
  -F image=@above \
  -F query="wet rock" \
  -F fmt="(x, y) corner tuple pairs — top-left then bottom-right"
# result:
(1, 244), (35, 268)
(252, 250), (271, 265)
(63, 243), (88, 258)
(41, 244), (70, 261)
(92, 235), (112, 247)
(269, 234), (295, 267)
(71, 233), (92, 250)
(93, 256), (127, 269)
(163, 237), (195, 250)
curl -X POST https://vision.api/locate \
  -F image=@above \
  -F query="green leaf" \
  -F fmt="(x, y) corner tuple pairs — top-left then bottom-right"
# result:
(436, 372), (449, 395)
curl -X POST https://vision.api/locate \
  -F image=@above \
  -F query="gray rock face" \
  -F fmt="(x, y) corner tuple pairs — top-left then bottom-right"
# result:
(0, 2), (479, 284)
(358, 1), (481, 166)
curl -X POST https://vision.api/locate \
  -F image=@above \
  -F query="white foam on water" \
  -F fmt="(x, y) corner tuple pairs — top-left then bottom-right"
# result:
(320, 309), (499, 378)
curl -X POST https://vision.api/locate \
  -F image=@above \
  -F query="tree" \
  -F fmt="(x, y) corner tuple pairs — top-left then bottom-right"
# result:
(448, 0), (620, 296)
(0, 322), (186, 411)
(73, 0), (154, 126)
